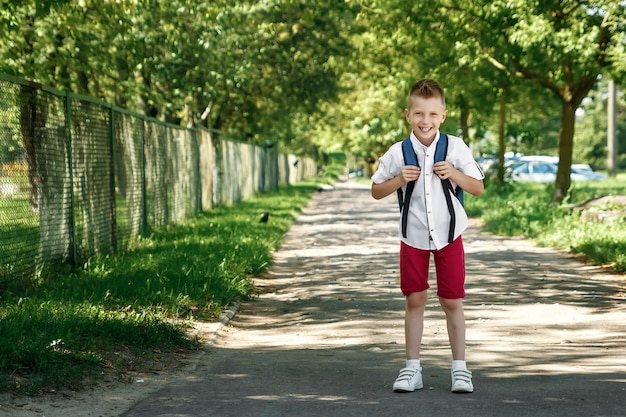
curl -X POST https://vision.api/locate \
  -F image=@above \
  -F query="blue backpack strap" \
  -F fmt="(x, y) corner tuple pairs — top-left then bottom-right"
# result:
(435, 133), (464, 205)
(434, 133), (448, 164)
(396, 137), (417, 238)
(436, 133), (464, 244)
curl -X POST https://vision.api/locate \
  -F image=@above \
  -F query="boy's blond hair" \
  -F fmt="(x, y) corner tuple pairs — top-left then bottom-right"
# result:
(407, 79), (446, 109)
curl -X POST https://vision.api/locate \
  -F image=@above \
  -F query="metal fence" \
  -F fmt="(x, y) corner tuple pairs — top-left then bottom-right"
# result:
(0, 73), (316, 287)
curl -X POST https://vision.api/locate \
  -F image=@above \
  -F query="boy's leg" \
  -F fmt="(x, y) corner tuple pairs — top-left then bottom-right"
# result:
(434, 237), (473, 392)
(405, 291), (427, 360)
(399, 242), (431, 361)
(438, 297), (465, 360)
(395, 242), (430, 393)
(440, 297), (473, 392)
(393, 290), (427, 393)
(433, 237), (467, 359)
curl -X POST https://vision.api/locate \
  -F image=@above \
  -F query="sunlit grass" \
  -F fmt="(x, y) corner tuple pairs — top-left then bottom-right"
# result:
(465, 173), (626, 272)
(0, 168), (337, 394)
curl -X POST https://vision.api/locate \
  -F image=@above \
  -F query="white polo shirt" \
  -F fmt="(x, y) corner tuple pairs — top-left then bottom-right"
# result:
(372, 131), (484, 250)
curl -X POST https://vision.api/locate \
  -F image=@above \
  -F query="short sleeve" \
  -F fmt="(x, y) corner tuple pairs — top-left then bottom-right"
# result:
(371, 142), (404, 184)
(450, 137), (484, 181)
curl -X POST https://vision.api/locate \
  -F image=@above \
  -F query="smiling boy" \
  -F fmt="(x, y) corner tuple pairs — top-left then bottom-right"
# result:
(371, 79), (484, 393)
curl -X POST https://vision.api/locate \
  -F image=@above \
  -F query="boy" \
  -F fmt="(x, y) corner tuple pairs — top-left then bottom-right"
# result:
(371, 79), (484, 393)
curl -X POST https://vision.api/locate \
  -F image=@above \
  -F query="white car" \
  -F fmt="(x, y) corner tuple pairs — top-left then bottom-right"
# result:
(510, 159), (557, 183)
(571, 164), (608, 180)
(0, 176), (19, 195)
(509, 157), (605, 183)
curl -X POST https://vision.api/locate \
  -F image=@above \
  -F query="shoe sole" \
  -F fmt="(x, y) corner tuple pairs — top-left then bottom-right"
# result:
(451, 385), (473, 393)
(393, 383), (423, 393)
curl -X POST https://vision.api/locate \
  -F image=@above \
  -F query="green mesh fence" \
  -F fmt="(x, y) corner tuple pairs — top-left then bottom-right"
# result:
(114, 110), (146, 251)
(70, 96), (115, 261)
(0, 74), (317, 288)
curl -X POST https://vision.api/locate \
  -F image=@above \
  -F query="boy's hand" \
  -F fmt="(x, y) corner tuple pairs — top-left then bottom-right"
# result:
(434, 161), (456, 180)
(401, 166), (420, 183)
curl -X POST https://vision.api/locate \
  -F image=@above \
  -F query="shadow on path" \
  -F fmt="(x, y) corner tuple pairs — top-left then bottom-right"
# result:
(122, 180), (626, 417)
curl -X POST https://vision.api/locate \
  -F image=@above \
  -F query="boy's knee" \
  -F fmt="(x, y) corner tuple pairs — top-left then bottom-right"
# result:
(439, 297), (462, 312)
(406, 291), (427, 309)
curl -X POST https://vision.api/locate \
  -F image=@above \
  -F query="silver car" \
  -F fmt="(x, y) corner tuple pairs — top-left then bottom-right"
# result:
(509, 157), (605, 182)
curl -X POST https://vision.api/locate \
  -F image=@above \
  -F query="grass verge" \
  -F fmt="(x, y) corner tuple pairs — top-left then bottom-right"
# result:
(0, 167), (340, 394)
(465, 173), (626, 272)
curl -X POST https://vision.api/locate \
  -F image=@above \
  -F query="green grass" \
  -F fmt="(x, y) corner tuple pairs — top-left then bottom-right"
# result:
(4, 152), (619, 395)
(465, 173), (626, 272)
(0, 163), (339, 394)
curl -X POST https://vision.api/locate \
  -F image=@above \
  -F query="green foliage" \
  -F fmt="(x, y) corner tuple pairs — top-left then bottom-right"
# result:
(332, 0), (625, 200)
(0, 0), (359, 154)
(465, 174), (626, 272)
(0, 179), (325, 394)
(2, 1), (624, 170)
(574, 78), (626, 170)
(319, 152), (346, 182)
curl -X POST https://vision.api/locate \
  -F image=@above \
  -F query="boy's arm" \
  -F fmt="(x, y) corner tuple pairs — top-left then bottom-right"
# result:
(371, 166), (421, 200)
(433, 162), (484, 197)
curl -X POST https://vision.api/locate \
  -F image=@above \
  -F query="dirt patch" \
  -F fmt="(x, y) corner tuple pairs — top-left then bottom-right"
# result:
(0, 321), (223, 417)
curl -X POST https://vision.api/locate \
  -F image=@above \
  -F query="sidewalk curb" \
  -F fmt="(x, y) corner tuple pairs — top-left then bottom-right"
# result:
(182, 301), (241, 374)
(206, 301), (241, 347)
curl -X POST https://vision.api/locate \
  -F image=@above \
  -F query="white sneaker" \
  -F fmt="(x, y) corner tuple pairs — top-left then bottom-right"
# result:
(451, 368), (474, 393)
(393, 367), (423, 393)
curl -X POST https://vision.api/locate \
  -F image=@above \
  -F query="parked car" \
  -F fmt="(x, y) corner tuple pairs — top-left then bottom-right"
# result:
(508, 156), (606, 183)
(0, 174), (19, 196)
(509, 157), (557, 183)
(571, 164), (608, 180)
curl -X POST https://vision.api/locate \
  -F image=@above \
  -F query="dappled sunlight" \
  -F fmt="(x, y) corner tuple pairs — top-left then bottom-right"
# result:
(120, 181), (626, 417)
(275, 240), (398, 258)
(462, 224), (626, 380)
(231, 181), (626, 374)
(245, 394), (355, 402)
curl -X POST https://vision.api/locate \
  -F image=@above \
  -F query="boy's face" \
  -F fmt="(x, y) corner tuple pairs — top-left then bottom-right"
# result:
(405, 95), (447, 145)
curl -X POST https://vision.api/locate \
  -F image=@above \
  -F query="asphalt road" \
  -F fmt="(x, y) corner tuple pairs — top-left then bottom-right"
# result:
(121, 180), (626, 417)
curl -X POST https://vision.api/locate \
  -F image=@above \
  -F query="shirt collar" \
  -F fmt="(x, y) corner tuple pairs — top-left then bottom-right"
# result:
(410, 130), (441, 151)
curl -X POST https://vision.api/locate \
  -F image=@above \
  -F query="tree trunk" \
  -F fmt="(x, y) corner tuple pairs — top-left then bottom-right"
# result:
(20, 84), (40, 213)
(20, 85), (73, 263)
(459, 94), (470, 143)
(553, 100), (576, 203)
(497, 83), (507, 184)
(607, 79), (618, 176)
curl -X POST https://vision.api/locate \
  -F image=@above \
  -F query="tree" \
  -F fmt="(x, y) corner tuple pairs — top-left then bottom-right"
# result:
(194, 1), (357, 147)
(445, 0), (626, 201)
(340, 0), (624, 197)
(1, 0), (358, 154)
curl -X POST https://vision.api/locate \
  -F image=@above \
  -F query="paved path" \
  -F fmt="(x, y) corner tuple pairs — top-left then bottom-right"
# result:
(122, 180), (626, 417)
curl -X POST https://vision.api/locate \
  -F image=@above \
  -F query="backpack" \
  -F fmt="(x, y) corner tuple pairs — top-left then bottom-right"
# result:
(396, 133), (463, 244)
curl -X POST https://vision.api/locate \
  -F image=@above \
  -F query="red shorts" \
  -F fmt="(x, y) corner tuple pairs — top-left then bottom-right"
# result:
(399, 237), (466, 299)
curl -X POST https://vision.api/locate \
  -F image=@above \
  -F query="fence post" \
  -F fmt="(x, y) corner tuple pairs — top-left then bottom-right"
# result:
(141, 115), (148, 234)
(64, 91), (78, 267)
(109, 105), (118, 253)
